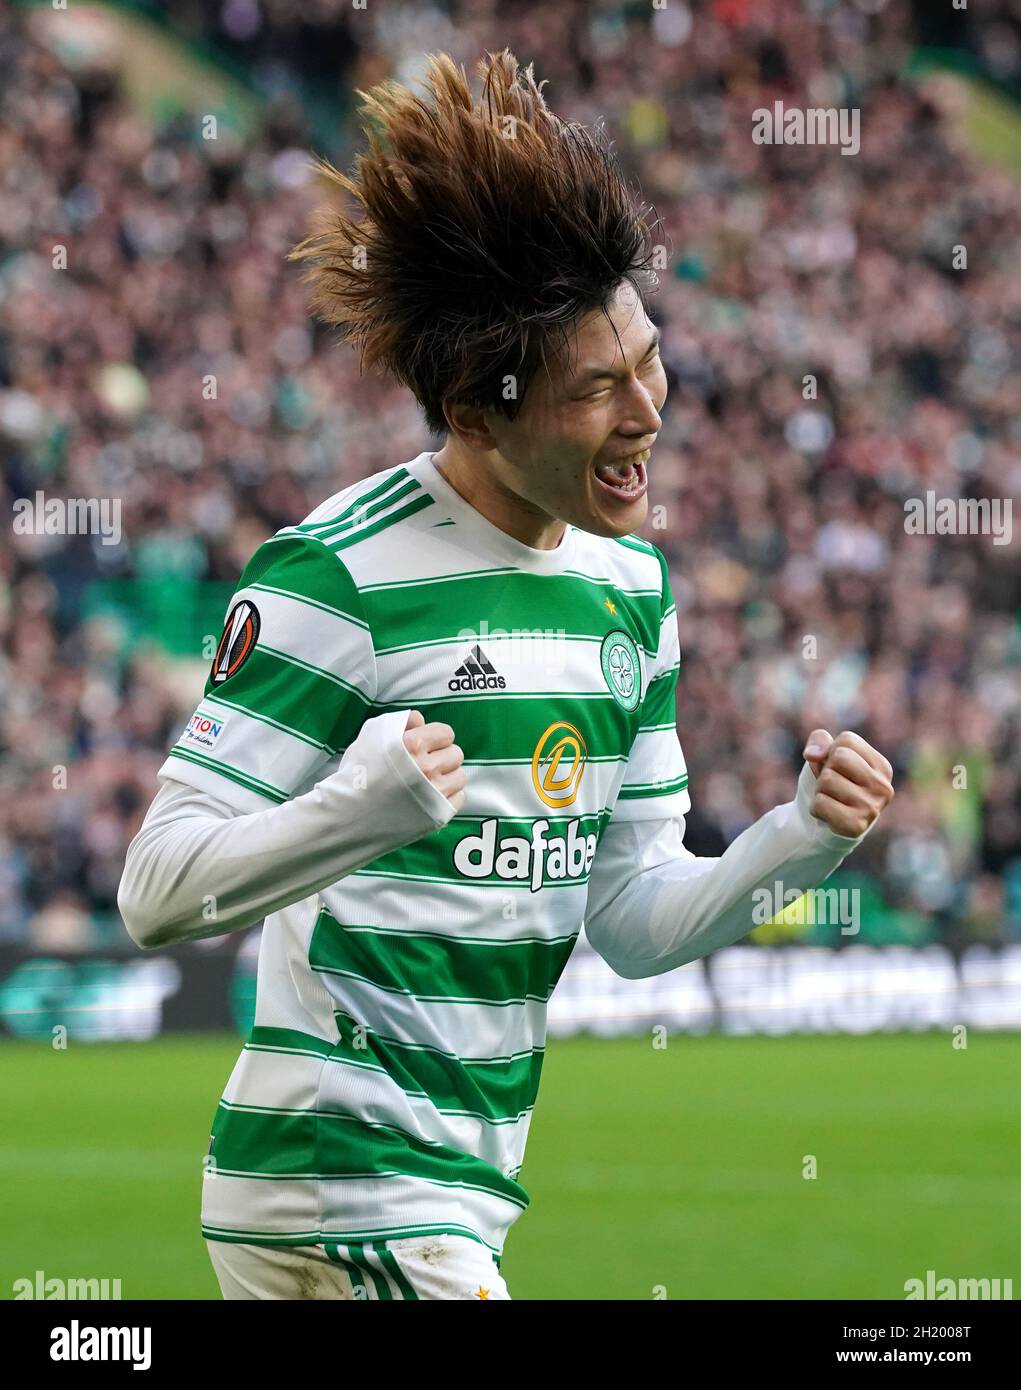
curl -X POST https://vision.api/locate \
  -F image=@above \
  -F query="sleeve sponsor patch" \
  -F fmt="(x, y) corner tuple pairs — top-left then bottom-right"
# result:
(182, 711), (226, 750)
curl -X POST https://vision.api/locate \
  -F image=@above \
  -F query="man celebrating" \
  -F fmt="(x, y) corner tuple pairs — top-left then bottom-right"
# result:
(118, 51), (893, 1300)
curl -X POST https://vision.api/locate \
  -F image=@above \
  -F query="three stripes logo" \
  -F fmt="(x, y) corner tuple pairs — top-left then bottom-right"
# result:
(211, 599), (260, 684)
(448, 644), (507, 693)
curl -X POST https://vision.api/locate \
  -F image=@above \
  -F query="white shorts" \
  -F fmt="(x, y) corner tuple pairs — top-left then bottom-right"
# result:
(207, 1234), (511, 1301)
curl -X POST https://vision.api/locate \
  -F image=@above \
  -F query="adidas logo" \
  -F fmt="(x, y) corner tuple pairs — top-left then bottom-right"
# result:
(448, 644), (507, 692)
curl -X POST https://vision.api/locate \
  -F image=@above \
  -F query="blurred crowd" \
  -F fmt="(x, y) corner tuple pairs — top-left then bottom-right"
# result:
(0, 0), (1019, 950)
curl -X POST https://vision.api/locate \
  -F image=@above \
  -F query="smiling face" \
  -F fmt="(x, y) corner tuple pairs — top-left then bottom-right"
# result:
(439, 281), (667, 544)
(489, 282), (666, 537)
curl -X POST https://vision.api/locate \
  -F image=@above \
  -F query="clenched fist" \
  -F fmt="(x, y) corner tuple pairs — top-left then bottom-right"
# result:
(403, 709), (466, 813)
(803, 730), (894, 839)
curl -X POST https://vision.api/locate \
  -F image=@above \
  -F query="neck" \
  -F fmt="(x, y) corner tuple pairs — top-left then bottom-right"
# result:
(430, 441), (566, 550)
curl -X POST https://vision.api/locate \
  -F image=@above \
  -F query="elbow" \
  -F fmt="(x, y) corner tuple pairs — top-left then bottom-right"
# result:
(584, 917), (662, 981)
(117, 871), (159, 950)
(599, 950), (680, 981)
(585, 916), (702, 980)
(603, 954), (653, 981)
(117, 852), (179, 950)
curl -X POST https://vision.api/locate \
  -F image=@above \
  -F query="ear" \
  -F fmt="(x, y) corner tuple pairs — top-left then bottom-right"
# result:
(442, 399), (501, 451)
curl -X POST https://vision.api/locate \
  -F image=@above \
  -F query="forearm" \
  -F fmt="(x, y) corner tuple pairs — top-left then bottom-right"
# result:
(584, 764), (866, 979)
(118, 711), (454, 949)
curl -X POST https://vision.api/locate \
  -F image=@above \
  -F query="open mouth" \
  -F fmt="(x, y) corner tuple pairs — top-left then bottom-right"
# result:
(593, 448), (650, 502)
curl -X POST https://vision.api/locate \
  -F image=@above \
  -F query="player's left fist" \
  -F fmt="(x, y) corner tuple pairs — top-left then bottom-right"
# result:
(802, 729), (894, 839)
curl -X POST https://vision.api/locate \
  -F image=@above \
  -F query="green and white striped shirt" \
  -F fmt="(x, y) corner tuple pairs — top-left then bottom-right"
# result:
(162, 451), (689, 1255)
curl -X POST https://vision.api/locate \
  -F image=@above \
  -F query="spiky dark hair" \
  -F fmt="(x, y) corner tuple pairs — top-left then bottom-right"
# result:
(288, 50), (660, 434)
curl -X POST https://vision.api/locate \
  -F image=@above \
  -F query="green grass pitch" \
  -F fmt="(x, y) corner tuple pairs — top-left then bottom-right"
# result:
(0, 1032), (1016, 1300)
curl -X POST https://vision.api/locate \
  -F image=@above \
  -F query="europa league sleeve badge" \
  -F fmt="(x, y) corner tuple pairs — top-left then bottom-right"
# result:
(210, 599), (261, 685)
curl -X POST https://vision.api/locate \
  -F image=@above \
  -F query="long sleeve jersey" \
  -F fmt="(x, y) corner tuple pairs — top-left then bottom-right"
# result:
(119, 451), (865, 1257)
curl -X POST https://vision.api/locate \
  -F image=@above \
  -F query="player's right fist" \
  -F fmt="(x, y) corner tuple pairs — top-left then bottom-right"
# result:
(403, 710), (466, 812)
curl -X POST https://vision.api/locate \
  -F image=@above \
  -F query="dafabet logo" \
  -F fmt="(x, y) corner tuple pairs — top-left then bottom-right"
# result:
(532, 721), (586, 809)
